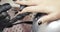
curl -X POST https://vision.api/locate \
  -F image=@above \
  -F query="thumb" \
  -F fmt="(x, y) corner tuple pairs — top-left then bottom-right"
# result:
(37, 12), (60, 25)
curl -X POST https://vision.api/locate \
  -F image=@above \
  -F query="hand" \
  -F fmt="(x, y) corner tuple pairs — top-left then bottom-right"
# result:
(0, 4), (11, 30)
(15, 0), (60, 24)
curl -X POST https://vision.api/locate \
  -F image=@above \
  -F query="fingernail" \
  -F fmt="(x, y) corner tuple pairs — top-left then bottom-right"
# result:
(13, 0), (17, 1)
(38, 21), (42, 25)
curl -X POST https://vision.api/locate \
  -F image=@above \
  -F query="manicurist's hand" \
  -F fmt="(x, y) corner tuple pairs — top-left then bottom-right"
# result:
(15, 0), (60, 24)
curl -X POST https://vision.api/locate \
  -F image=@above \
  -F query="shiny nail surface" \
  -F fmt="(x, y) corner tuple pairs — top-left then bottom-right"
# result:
(38, 21), (42, 25)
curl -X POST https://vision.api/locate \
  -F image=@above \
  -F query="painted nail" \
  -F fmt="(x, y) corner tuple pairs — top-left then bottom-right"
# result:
(38, 21), (42, 25)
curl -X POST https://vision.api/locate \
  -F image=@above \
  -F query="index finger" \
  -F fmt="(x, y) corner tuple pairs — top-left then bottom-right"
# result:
(14, 0), (36, 5)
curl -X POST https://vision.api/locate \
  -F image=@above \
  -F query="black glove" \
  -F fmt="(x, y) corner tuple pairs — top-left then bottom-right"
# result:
(0, 3), (11, 31)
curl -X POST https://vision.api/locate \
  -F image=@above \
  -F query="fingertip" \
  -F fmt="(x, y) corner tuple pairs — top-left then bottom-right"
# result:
(38, 21), (42, 25)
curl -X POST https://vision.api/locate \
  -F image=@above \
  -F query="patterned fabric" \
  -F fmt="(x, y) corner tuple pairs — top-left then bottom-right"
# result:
(3, 9), (33, 32)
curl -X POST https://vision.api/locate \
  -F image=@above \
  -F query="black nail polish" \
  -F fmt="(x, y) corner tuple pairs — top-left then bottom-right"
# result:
(13, 0), (17, 1)
(38, 21), (42, 25)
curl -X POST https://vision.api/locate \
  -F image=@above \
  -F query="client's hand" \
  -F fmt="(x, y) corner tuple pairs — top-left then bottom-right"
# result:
(15, 0), (60, 24)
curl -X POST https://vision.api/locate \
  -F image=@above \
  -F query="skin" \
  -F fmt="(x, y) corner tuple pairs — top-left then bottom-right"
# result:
(14, 0), (60, 24)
